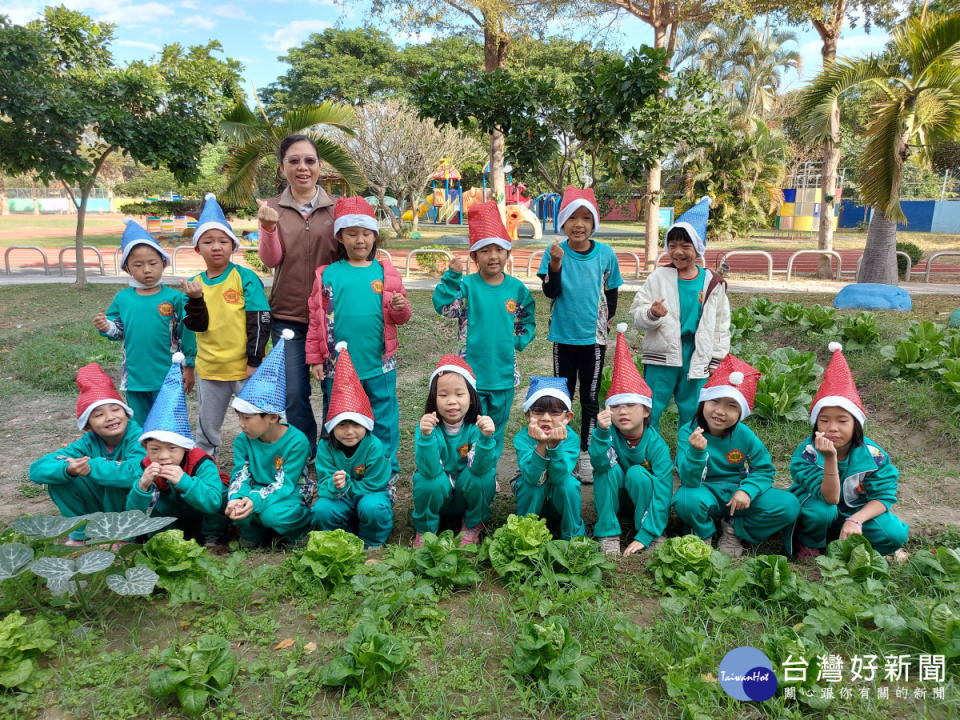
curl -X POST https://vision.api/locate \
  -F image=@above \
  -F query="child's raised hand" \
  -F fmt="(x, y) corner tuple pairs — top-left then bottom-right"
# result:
(333, 470), (347, 490)
(476, 415), (495, 437)
(449, 255), (464, 273)
(180, 278), (204, 299)
(650, 298), (668, 318)
(92, 313), (109, 332)
(546, 424), (567, 448)
(596, 408), (612, 430)
(139, 463), (160, 491)
(726, 489), (751, 516)
(66, 456), (91, 477)
(688, 426), (707, 451)
(158, 464), (185, 488)
(257, 200), (279, 231)
(311, 364), (325, 381)
(420, 412), (440, 436)
(548, 240), (564, 269)
(527, 419), (549, 443)
(388, 292), (407, 312)
(814, 431), (837, 456)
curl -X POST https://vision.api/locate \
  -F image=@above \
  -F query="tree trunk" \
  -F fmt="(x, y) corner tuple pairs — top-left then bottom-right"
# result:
(410, 192), (420, 233)
(73, 185), (91, 288)
(644, 21), (670, 271)
(856, 208), (898, 285)
(0, 175), (8, 216)
(32, 183), (39, 215)
(483, 19), (508, 209)
(817, 31), (841, 278)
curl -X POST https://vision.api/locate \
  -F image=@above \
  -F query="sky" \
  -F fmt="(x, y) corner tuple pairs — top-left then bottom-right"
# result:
(4, 1), (892, 100)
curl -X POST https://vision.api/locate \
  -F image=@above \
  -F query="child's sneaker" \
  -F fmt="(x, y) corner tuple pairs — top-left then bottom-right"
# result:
(575, 451), (593, 484)
(648, 535), (667, 552)
(459, 524), (483, 547)
(598, 536), (620, 556)
(413, 532), (425, 549)
(716, 520), (743, 558)
(795, 544), (822, 562)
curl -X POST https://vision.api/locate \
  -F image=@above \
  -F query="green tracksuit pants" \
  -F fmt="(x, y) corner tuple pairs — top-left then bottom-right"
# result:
(412, 466), (496, 534)
(796, 497), (908, 555)
(644, 338), (706, 433)
(312, 490), (393, 546)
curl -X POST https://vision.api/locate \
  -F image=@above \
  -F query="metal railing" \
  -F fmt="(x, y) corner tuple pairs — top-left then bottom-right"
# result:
(717, 250), (774, 282)
(785, 250), (842, 281)
(405, 247), (453, 278)
(615, 250), (642, 279)
(4, 246), (49, 275)
(526, 249), (545, 277)
(852, 251), (913, 281)
(170, 244), (196, 275)
(924, 251), (960, 283)
(377, 248), (393, 265)
(58, 246), (105, 276)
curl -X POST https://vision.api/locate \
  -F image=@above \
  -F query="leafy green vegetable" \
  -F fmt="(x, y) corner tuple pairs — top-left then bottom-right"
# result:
(880, 321), (953, 377)
(540, 537), (615, 591)
(730, 307), (762, 342)
(824, 535), (889, 579)
(778, 302), (805, 324)
(839, 312), (880, 350)
(906, 601), (960, 658)
(800, 304), (837, 335)
(482, 514), (552, 585)
(649, 535), (718, 592)
(413, 530), (480, 591)
(741, 554), (798, 600)
(136, 530), (214, 605)
(320, 621), (412, 696)
(148, 634), (238, 715)
(749, 297), (778, 322)
(293, 529), (365, 591)
(506, 616), (594, 696)
(0, 611), (56, 691)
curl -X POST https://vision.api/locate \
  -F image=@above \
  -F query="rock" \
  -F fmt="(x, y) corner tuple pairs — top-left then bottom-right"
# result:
(949, 307), (960, 328)
(833, 283), (912, 311)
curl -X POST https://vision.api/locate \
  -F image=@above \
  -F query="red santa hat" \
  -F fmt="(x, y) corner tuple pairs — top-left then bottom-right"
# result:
(605, 323), (652, 408)
(467, 201), (511, 252)
(810, 342), (866, 427)
(429, 354), (477, 389)
(699, 354), (761, 421)
(333, 196), (379, 237)
(75, 363), (133, 430)
(324, 342), (375, 433)
(557, 185), (600, 235)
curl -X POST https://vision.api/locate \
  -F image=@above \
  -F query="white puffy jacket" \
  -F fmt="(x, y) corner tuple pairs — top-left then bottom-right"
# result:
(629, 266), (730, 379)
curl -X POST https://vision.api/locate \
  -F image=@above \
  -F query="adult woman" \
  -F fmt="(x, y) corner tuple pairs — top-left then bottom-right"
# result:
(257, 135), (337, 456)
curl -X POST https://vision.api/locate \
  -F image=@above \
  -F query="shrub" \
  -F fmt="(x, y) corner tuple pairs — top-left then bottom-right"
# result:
(896, 241), (923, 280)
(244, 250), (268, 274)
(414, 244), (450, 275)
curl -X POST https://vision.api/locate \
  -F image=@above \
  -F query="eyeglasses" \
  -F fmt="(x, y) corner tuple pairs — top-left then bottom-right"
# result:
(284, 156), (318, 166)
(528, 408), (567, 418)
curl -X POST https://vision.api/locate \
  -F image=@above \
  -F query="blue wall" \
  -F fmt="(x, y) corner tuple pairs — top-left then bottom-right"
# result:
(837, 200), (960, 233)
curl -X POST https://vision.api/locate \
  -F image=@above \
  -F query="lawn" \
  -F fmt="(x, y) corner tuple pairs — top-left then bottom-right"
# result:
(1, 283), (960, 719)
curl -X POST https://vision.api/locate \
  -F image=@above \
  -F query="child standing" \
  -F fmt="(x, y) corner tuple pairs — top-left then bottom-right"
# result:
(226, 330), (312, 546)
(93, 219), (195, 425)
(412, 355), (498, 548)
(312, 343), (393, 548)
(629, 197), (730, 434)
(673, 354), (799, 556)
(306, 196), (411, 479)
(30, 364), (144, 544)
(182, 194), (271, 459)
(433, 201), (535, 456)
(126, 353), (229, 544)
(590, 324), (673, 557)
(789, 343), (908, 558)
(537, 186), (623, 483)
(513, 376), (585, 540)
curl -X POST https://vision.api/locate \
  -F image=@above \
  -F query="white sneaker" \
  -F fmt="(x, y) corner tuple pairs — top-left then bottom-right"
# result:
(716, 520), (743, 557)
(576, 451), (593, 484)
(598, 536), (620, 556)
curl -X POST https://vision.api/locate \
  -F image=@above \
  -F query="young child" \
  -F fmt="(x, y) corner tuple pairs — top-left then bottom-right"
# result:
(512, 376), (585, 540)
(29, 364), (145, 544)
(537, 186), (623, 484)
(93, 219), (195, 425)
(673, 354), (799, 556)
(590, 324), (673, 557)
(629, 197), (730, 434)
(306, 196), (411, 480)
(789, 343), (908, 558)
(433, 201), (535, 456)
(182, 194), (271, 459)
(226, 330), (312, 546)
(412, 355), (498, 548)
(312, 343), (393, 549)
(126, 353), (229, 545)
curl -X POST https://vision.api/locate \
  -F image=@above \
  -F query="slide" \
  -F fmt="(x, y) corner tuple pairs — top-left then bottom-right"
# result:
(402, 200), (430, 222)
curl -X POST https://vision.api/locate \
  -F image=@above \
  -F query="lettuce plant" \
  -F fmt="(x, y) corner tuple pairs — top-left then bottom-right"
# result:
(149, 634), (238, 715)
(823, 535), (889, 579)
(292, 529), (365, 591)
(741, 554), (798, 601)
(0, 611), (56, 692)
(320, 621), (412, 696)
(413, 530), (480, 591)
(839, 312), (880, 350)
(137, 530), (215, 605)
(507, 616), (594, 696)
(540, 537), (615, 591)
(482, 514), (552, 585)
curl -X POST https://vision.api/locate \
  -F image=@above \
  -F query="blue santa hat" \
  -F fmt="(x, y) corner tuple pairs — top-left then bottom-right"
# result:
(668, 196), (712, 257)
(523, 376), (572, 412)
(120, 217), (170, 269)
(232, 329), (293, 416)
(139, 353), (194, 449)
(193, 193), (239, 249)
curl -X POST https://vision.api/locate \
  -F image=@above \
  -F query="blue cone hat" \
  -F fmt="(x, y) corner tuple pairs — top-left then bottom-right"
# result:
(669, 196), (712, 256)
(232, 329), (292, 416)
(140, 353), (194, 449)
(120, 217), (170, 269)
(523, 376), (572, 412)
(194, 193), (239, 249)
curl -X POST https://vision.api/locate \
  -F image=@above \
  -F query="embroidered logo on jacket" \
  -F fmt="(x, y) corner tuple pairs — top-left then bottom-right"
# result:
(371, 280), (384, 294)
(505, 299), (517, 313)
(726, 449), (744, 464)
(157, 302), (174, 316)
(354, 464), (367, 477)
(223, 288), (242, 305)
(458, 443), (471, 459)
(274, 456), (284, 470)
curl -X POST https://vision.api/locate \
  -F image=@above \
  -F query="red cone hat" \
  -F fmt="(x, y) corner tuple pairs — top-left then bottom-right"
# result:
(606, 323), (651, 408)
(324, 342), (375, 432)
(467, 201), (511, 251)
(334, 196), (378, 236)
(430, 354), (477, 388)
(699, 354), (761, 420)
(76, 363), (133, 430)
(810, 342), (866, 426)
(557, 185), (599, 234)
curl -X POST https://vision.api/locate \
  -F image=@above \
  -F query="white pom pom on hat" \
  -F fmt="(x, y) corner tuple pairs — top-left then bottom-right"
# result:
(616, 322), (628, 333)
(172, 352), (185, 365)
(700, 196), (713, 208)
(281, 328), (294, 340)
(335, 341), (347, 353)
(123, 216), (134, 225)
(205, 193), (216, 200)
(828, 342), (843, 352)
(729, 371), (744, 386)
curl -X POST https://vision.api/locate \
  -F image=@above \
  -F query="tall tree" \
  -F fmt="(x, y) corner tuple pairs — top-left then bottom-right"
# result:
(0, 7), (242, 287)
(799, 13), (960, 284)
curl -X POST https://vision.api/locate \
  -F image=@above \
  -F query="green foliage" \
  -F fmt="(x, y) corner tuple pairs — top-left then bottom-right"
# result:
(148, 635), (238, 715)
(413, 244), (450, 275)
(777, 301), (805, 325)
(897, 241), (923, 279)
(136, 530), (215, 606)
(292, 529), (365, 591)
(412, 530), (480, 591)
(800, 304), (838, 335)
(506, 616), (595, 696)
(648, 535), (728, 595)
(481, 514), (552, 586)
(746, 347), (823, 423)
(319, 621), (412, 697)
(539, 537), (615, 592)
(244, 250), (268, 274)
(729, 306), (762, 343)
(839, 312), (881, 350)
(906, 601), (960, 658)
(823, 535), (890, 580)
(880, 321), (959, 377)
(740, 554), (798, 601)
(0, 611), (56, 691)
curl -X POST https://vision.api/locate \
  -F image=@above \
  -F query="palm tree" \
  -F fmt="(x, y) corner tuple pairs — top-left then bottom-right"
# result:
(219, 99), (364, 205)
(799, 13), (960, 284)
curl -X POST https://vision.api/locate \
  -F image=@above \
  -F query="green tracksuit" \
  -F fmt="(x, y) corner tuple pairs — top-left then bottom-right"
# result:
(673, 421), (799, 551)
(126, 449), (228, 539)
(228, 424), (312, 544)
(433, 268), (536, 455)
(412, 421), (498, 534)
(29, 421), (146, 541)
(788, 437), (908, 555)
(312, 433), (393, 546)
(589, 425), (674, 546)
(513, 427), (585, 540)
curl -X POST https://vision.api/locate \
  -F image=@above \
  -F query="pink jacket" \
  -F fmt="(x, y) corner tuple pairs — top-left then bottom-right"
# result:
(305, 259), (412, 367)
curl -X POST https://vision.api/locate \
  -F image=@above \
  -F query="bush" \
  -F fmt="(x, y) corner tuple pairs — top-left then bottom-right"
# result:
(897, 241), (923, 280)
(244, 250), (268, 275)
(119, 199), (256, 220)
(414, 244), (450, 275)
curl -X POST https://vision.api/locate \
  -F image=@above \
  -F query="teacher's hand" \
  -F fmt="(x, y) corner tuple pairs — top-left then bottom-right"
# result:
(257, 200), (279, 231)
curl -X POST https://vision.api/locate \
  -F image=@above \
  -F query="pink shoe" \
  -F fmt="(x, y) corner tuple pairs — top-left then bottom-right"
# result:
(796, 544), (822, 561)
(64, 538), (85, 547)
(459, 524), (483, 547)
(413, 532), (425, 549)
(111, 542), (130, 552)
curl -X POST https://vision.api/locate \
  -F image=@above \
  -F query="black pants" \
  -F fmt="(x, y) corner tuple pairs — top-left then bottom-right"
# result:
(553, 342), (606, 451)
